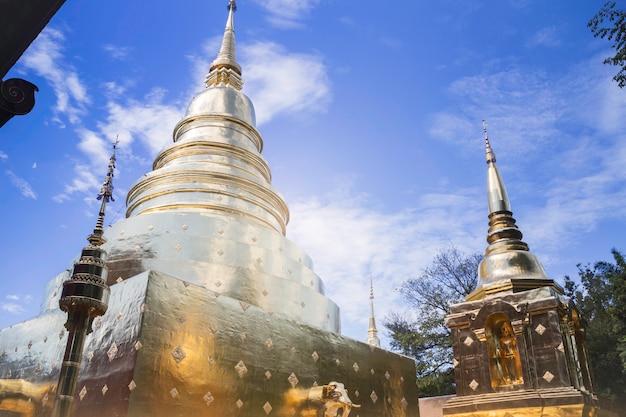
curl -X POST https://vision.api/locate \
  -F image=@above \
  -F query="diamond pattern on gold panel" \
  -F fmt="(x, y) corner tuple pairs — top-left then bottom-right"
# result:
(235, 360), (248, 377)
(203, 391), (214, 406)
(128, 380), (137, 391)
(171, 346), (186, 363)
(288, 372), (299, 388)
(543, 371), (555, 382)
(311, 351), (319, 362)
(236, 399), (244, 409)
(265, 338), (274, 350)
(463, 336), (474, 347)
(263, 401), (272, 415)
(107, 342), (118, 361)
(265, 370), (272, 380)
(134, 340), (143, 351)
(401, 397), (409, 409)
(353, 362), (359, 372)
(79, 386), (87, 401)
(535, 324), (547, 335)
(102, 385), (108, 396)
(469, 379), (479, 391)
(385, 371), (390, 380)
(170, 388), (179, 398)
(370, 390), (378, 404)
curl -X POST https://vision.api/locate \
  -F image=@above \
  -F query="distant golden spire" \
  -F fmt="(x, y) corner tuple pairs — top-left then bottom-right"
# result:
(467, 122), (554, 301)
(483, 120), (511, 213)
(205, 0), (243, 90)
(367, 276), (381, 348)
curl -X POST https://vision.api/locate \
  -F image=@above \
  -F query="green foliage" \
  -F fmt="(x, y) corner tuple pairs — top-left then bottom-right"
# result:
(589, 1), (626, 88)
(563, 249), (626, 410)
(384, 247), (482, 397)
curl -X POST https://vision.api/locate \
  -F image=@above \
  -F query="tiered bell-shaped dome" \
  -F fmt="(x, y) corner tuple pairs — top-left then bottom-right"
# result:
(45, 1), (341, 332)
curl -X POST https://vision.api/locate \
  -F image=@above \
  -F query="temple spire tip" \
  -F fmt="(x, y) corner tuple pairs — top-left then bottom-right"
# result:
(87, 140), (118, 247)
(205, 0), (243, 90)
(483, 120), (496, 164)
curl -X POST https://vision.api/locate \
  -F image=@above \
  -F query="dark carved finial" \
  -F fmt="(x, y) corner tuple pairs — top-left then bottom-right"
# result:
(0, 78), (39, 128)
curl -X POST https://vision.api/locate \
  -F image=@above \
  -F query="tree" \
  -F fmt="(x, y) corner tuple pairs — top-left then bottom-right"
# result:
(384, 247), (482, 397)
(588, 1), (626, 88)
(563, 249), (626, 411)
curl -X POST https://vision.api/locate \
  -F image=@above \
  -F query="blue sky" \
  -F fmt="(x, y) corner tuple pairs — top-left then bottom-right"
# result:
(1, 0), (625, 348)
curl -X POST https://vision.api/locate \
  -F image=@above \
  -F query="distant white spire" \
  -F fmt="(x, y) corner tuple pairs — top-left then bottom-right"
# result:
(367, 276), (381, 348)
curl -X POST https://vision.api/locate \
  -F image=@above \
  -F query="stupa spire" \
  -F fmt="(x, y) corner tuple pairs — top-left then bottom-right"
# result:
(366, 276), (381, 348)
(205, 0), (243, 90)
(484, 121), (511, 214)
(467, 122), (555, 301)
(52, 143), (115, 417)
(88, 139), (118, 246)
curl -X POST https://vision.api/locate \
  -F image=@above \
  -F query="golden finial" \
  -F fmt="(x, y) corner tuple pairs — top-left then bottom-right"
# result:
(483, 120), (496, 164)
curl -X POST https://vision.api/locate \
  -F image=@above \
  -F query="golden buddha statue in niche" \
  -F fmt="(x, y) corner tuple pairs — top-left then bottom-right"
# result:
(495, 321), (523, 386)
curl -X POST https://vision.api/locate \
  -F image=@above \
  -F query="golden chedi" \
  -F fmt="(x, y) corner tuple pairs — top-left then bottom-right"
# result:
(443, 124), (614, 417)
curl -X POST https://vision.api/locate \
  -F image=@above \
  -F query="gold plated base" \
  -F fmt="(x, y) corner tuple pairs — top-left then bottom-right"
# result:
(443, 388), (617, 417)
(0, 270), (420, 417)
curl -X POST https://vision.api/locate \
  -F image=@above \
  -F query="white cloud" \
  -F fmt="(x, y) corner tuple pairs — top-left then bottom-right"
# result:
(103, 44), (132, 61)
(286, 183), (484, 340)
(5, 170), (37, 199)
(0, 151), (7, 162)
(1, 303), (25, 314)
(430, 68), (564, 157)
(252, 0), (320, 28)
(428, 58), (626, 256)
(98, 92), (184, 156)
(53, 163), (101, 203)
(0, 294), (32, 315)
(526, 26), (561, 48)
(77, 128), (110, 168)
(19, 28), (91, 125)
(189, 38), (331, 126)
(243, 41), (331, 125)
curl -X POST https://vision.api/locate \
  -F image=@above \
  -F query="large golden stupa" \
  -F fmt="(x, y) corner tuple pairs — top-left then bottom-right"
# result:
(0, 2), (419, 416)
